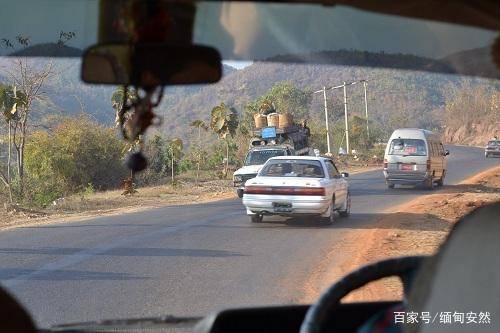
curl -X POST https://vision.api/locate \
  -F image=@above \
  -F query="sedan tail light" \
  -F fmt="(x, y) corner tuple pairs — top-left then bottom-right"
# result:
(244, 186), (326, 196)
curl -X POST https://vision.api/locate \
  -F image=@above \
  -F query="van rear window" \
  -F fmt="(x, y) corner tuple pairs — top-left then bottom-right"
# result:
(389, 139), (427, 156)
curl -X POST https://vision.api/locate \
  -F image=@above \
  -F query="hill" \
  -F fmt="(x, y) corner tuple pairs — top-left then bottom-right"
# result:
(1, 50), (497, 146)
(155, 52), (466, 141)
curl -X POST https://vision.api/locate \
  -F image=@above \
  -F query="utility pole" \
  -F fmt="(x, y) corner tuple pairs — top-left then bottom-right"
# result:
(343, 82), (350, 155)
(313, 87), (332, 154)
(315, 79), (370, 155)
(322, 87), (331, 154)
(363, 80), (370, 141)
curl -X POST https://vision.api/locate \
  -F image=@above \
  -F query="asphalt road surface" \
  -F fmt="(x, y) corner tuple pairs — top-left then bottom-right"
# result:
(0, 145), (497, 328)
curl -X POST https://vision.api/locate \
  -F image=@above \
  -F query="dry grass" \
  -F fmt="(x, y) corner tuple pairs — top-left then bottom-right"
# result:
(50, 179), (235, 213)
(0, 178), (235, 229)
(1, 165), (379, 229)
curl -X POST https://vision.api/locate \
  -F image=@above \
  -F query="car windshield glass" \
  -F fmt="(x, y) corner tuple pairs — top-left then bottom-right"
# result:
(245, 150), (285, 166)
(389, 139), (427, 156)
(260, 160), (324, 178)
(488, 141), (498, 146)
(1, 0), (500, 329)
(0, 1), (499, 78)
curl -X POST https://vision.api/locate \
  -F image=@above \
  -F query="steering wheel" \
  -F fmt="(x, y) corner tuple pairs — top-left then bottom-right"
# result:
(299, 256), (426, 333)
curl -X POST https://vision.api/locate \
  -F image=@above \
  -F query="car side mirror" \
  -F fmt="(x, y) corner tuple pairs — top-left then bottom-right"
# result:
(444, 150), (450, 156)
(341, 172), (349, 178)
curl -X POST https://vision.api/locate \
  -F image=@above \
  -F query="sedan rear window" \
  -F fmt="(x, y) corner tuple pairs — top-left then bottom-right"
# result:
(389, 139), (427, 156)
(260, 160), (324, 178)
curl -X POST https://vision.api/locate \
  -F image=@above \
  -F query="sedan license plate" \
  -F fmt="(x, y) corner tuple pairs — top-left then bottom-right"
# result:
(273, 202), (293, 213)
(400, 164), (414, 171)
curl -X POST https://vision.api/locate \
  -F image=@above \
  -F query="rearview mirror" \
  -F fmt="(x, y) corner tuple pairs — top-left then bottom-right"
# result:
(81, 43), (222, 86)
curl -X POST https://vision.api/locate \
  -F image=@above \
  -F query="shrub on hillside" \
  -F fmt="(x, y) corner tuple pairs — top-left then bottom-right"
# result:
(24, 116), (127, 206)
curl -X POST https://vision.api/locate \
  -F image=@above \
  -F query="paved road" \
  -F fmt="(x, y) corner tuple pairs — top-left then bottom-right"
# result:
(0, 146), (497, 328)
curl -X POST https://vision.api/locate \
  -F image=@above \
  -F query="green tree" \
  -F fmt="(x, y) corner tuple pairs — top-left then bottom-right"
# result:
(169, 138), (183, 182)
(246, 82), (312, 122)
(2, 43), (54, 197)
(111, 86), (138, 127)
(189, 120), (209, 184)
(24, 116), (126, 206)
(0, 84), (27, 202)
(138, 134), (171, 184)
(210, 103), (239, 176)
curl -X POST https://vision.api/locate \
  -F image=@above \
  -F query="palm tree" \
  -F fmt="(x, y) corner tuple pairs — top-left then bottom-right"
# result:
(169, 138), (183, 183)
(210, 103), (239, 176)
(0, 85), (27, 203)
(189, 120), (208, 184)
(111, 86), (138, 127)
(111, 87), (140, 192)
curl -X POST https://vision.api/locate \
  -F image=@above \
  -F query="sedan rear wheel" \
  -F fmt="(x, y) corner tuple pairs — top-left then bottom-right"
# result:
(321, 201), (335, 225)
(250, 214), (263, 223)
(339, 192), (351, 217)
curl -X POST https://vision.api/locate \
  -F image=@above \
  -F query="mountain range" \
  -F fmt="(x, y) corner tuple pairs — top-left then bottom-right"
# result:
(0, 48), (498, 146)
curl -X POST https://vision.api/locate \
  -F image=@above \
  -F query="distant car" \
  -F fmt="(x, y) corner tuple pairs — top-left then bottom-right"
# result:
(242, 156), (350, 224)
(485, 140), (499, 158)
(383, 128), (449, 190)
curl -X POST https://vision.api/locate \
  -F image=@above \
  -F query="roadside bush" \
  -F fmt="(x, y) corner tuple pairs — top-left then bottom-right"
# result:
(137, 134), (171, 184)
(24, 116), (127, 206)
(206, 140), (239, 170)
(178, 158), (193, 173)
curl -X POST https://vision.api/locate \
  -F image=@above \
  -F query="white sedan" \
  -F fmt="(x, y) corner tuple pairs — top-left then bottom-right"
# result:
(242, 156), (350, 224)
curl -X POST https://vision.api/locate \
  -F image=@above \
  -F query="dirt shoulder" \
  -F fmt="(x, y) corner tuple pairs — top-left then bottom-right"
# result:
(0, 179), (236, 231)
(0, 164), (382, 231)
(301, 166), (500, 303)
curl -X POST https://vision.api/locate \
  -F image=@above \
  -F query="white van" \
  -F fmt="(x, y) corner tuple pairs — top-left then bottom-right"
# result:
(383, 128), (449, 189)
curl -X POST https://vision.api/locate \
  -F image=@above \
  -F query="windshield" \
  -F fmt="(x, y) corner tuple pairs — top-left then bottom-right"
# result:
(487, 141), (498, 146)
(245, 149), (286, 166)
(388, 139), (428, 156)
(259, 160), (324, 178)
(1, 0), (499, 330)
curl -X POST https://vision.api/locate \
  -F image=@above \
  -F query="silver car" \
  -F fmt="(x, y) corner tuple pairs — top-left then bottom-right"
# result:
(242, 156), (350, 224)
(485, 140), (500, 158)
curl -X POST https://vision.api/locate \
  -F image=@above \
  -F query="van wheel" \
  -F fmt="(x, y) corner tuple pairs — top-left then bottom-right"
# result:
(387, 183), (395, 189)
(250, 215), (263, 223)
(423, 177), (433, 190)
(436, 172), (445, 187)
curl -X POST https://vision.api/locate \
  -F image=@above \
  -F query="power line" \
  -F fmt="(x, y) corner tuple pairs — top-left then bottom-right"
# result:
(313, 79), (371, 155)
